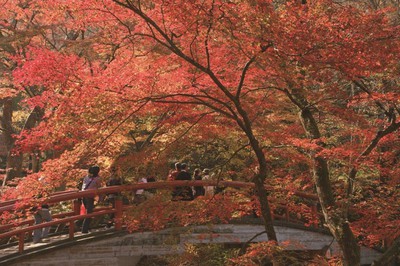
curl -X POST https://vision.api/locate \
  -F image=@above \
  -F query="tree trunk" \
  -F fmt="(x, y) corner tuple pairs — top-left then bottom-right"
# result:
(31, 152), (41, 173)
(286, 89), (361, 266)
(236, 100), (278, 242)
(332, 222), (361, 266)
(1, 98), (23, 185)
(301, 108), (360, 266)
(372, 237), (400, 266)
(3, 152), (23, 186)
(1, 101), (43, 186)
(254, 174), (277, 242)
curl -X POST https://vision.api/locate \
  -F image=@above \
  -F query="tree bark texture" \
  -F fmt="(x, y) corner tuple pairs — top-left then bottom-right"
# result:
(1, 102), (43, 185)
(288, 89), (361, 266)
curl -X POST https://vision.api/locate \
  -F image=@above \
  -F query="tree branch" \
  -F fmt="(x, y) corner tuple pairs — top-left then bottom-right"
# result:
(239, 230), (267, 255)
(149, 93), (236, 120)
(236, 56), (256, 99)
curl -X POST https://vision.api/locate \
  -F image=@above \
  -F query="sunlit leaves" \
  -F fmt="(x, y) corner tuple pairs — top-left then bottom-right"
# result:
(1, 1), (399, 260)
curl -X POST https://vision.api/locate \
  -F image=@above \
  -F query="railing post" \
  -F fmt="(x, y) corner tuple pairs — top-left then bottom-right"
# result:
(18, 232), (25, 253)
(69, 221), (75, 239)
(70, 199), (81, 238)
(73, 200), (81, 215)
(115, 198), (123, 231)
(27, 220), (34, 242)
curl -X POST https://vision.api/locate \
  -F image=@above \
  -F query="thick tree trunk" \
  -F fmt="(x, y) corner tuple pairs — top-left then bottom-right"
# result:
(372, 237), (400, 266)
(1, 99), (14, 149)
(1, 99), (23, 185)
(333, 222), (361, 266)
(237, 100), (278, 242)
(4, 152), (23, 186)
(1, 101), (43, 186)
(301, 108), (360, 266)
(253, 175), (277, 242)
(287, 90), (361, 266)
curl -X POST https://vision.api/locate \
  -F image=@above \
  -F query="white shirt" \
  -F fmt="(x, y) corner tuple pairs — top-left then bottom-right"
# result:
(136, 178), (147, 195)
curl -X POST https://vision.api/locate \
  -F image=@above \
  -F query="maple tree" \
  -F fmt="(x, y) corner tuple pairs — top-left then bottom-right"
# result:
(1, 0), (400, 265)
(0, 1), (44, 186)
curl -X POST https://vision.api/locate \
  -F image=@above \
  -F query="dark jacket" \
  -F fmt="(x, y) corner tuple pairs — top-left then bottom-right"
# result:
(172, 171), (193, 201)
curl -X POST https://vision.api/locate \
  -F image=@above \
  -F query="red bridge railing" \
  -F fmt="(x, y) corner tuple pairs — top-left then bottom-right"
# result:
(0, 181), (320, 254)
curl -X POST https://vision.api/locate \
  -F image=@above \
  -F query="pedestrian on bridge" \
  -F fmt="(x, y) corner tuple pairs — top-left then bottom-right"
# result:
(32, 203), (52, 243)
(202, 168), (213, 197)
(32, 176), (53, 243)
(172, 163), (194, 201)
(105, 166), (122, 228)
(193, 168), (205, 198)
(81, 165), (102, 233)
(167, 162), (181, 181)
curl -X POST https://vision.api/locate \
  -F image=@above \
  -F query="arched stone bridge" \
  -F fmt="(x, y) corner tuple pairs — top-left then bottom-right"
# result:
(0, 181), (383, 265)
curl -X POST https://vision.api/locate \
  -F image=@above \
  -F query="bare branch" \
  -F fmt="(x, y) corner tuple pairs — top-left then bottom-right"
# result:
(149, 93), (236, 120)
(236, 56), (256, 99)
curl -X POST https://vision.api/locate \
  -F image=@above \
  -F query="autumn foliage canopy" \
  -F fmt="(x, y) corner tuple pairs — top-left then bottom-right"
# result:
(1, 0), (400, 265)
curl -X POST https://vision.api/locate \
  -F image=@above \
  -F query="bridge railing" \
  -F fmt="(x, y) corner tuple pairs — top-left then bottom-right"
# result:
(0, 181), (321, 254)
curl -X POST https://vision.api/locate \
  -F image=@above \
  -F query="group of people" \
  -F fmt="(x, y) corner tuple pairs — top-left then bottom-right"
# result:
(168, 162), (215, 201)
(32, 162), (218, 239)
(32, 165), (106, 238)
(79, 165), (157, 232)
